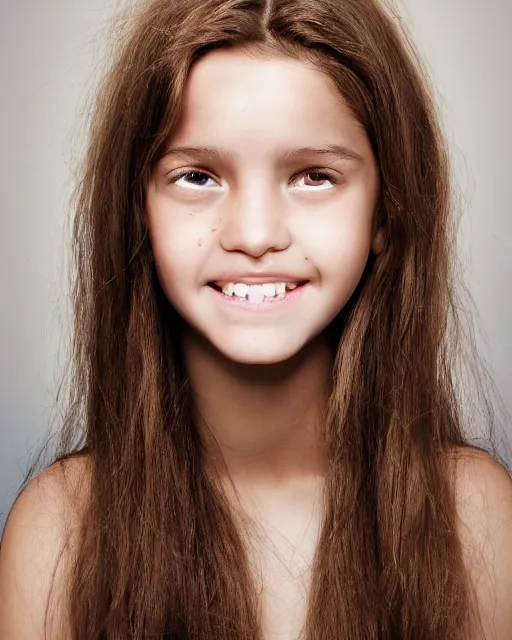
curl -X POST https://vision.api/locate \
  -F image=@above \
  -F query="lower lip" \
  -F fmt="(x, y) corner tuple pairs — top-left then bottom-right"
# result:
(207, 284), (308, 312)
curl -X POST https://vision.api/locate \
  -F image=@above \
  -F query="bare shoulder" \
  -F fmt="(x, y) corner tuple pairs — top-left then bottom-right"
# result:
(449, 446), (512, 640)
(0, 454), (91, 639)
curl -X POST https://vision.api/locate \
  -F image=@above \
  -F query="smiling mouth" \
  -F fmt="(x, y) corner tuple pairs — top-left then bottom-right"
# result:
(207, 280), (309, 302)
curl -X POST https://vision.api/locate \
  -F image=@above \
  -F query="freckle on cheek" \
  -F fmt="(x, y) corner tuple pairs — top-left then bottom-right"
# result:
(211, 227), (218, 232)
(198, 238), (203, 247)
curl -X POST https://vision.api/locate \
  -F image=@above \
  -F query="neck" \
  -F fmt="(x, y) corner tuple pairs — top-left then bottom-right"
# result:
(182, 330), (332, 489)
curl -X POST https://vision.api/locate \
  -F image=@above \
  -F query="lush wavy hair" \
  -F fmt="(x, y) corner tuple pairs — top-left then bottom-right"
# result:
(24, 0), (511, 638)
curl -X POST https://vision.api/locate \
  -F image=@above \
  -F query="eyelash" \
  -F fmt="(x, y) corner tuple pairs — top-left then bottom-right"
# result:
(166, 168), (341, 189)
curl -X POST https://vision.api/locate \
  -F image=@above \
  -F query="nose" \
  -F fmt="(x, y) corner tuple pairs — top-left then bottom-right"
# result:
(219, 183), (292, 258)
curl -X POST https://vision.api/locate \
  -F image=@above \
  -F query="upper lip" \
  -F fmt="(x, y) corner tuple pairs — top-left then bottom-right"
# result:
(208, 273), (309, 286)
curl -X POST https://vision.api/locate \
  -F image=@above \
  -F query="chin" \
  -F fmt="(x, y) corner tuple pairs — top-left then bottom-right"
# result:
(211, 335), (307, 366)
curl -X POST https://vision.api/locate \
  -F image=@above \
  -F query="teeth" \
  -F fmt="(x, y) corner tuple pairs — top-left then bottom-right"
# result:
(233, 283), (248, 298)
(219, 281), (301, 300)
(262, 283), (276, 298)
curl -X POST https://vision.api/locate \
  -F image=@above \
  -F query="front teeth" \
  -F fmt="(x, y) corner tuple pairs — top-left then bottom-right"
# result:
(233, 283), (247, 298)
(262, 283), (277, 297)
(221, 282), (299, 300)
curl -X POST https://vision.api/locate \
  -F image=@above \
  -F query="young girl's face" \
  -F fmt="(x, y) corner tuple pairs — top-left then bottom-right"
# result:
(147, 48), (382, 365)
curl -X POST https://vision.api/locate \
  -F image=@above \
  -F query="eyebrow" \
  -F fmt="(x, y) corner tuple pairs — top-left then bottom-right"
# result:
(161, 144), (364, 164)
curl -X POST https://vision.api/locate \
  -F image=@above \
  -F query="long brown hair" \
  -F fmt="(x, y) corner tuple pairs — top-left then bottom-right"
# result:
(27, 0), (511, 637)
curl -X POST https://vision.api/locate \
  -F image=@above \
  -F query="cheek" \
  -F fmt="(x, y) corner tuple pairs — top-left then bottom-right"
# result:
(299, 210), (373, 280)
(148, 213), (207, 302)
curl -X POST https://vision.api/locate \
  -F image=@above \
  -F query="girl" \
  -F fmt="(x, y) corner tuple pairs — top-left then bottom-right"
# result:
(1, 0), (511, 638)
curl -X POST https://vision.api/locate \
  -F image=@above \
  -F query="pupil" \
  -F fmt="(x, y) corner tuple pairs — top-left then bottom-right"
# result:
(189, 171), (208, 185)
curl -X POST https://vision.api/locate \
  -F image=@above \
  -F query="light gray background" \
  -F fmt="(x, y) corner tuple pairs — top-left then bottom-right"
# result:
(1, 0), (511, 531)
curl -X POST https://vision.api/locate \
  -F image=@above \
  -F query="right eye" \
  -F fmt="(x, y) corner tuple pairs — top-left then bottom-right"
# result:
(168, 169), (217, 189)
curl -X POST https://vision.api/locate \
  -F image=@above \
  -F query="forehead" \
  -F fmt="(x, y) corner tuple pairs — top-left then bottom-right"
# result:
(169, 48), (372, 163)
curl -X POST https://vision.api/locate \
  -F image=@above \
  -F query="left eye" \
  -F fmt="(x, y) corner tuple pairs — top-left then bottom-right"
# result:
(168, 169), (337, 190)
(295, 171), (336, 189)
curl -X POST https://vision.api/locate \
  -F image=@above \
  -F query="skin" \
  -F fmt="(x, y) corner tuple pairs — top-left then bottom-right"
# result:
(146, 48), (384, 492)
(146, 47), (386, 635)
(1, 47), (511, 640)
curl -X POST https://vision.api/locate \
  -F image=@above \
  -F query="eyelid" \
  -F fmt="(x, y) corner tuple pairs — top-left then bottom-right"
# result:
(165, 166), (342, 187)
(166, 167), (219, 185)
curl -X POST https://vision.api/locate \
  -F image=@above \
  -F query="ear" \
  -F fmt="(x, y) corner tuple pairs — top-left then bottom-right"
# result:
(371, 227), (385, 255)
